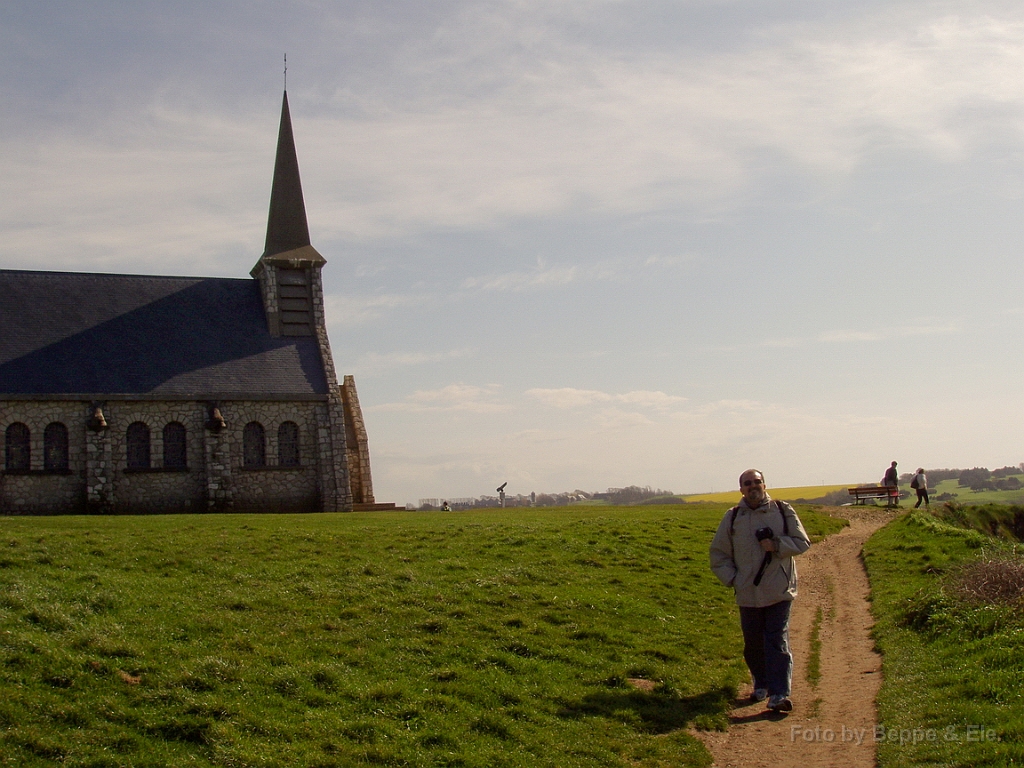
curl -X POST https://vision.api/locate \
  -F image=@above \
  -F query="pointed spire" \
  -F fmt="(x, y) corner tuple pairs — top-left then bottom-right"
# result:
(263, 91), (311, 258)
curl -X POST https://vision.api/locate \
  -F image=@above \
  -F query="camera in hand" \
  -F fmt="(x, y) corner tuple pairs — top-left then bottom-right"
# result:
(755, 526), (774, 542)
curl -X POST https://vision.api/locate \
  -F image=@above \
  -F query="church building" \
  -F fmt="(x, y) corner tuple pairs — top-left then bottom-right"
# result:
(0, 92), (382, 515)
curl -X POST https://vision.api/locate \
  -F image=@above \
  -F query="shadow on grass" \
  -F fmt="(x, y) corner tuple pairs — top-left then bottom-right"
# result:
(557, 686), (732, 734)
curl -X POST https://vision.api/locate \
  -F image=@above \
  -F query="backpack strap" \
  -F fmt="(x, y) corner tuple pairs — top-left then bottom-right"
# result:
(775, 500), (791, 536)
(730, 501), (791, 536)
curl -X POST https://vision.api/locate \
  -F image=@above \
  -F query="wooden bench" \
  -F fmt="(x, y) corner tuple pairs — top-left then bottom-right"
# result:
(848, 486), (900, 506)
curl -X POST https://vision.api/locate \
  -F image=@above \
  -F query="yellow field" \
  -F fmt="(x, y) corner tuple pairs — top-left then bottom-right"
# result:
(681, 484), (851, 504)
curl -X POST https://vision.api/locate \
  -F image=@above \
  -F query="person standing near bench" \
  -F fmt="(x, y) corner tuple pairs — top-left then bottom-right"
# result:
(883, 460), (900, 506)
(709, 469), (811, 713)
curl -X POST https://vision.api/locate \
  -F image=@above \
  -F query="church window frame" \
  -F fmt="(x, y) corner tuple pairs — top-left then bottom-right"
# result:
(43, 422), (69, 471)
(162, 422), (188, 470)
(243, 422), (266, 468)
(126, 422), (151, 470)
(5, 423), (30, 472)
(278, 421), (300, 467)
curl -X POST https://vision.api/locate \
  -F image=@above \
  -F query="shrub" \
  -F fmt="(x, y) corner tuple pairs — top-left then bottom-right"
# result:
(947, 554), (1024, 607)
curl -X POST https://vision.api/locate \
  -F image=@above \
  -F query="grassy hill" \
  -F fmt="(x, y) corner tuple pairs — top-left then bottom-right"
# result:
(0, 505), (843, 767)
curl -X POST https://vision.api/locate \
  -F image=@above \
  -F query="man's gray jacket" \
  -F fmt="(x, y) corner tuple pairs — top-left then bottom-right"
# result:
(709, 495), (811, 608)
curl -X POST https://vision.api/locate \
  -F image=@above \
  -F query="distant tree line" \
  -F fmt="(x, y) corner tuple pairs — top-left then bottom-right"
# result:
(594, 486), (675, 504)
(420, 485), (676, 510)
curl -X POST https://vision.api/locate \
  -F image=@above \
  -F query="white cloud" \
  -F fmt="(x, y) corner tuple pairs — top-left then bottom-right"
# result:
(461, 261), (579, 292)
(615, 390), (689, 409)
(0, 101), (270, 273)
(818, 321), (959, 344)
(294, 10), (1024, 238)
(526, 388), (612, 408)
(460, 252), (693, 292)
(371, 383), (508, 414)
(762, 337), (803, 349)
(818, 330), (887, 344)
(7, 7), (1024, 264)
(353, 348), (474, 376)
(324, 293), (425, 327)
(526, 387), (686, 409)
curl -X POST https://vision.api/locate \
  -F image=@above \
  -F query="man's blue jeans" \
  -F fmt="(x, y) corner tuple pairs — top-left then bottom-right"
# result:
(738, 600), (793, 697)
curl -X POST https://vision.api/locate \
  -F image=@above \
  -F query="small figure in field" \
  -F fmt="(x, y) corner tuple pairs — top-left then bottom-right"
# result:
(882, 461), (900, 506)
(441, 501), (451, 512)
(709, 469), (811, 713)
(911, 468), (929, 508)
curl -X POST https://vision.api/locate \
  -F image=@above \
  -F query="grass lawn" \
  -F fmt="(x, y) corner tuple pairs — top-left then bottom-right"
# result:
(864, 509), (1024, 767)
(0, 504), (841, 767)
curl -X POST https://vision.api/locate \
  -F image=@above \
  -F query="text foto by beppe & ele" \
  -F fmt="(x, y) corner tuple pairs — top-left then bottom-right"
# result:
(790, 724), (1001, 746)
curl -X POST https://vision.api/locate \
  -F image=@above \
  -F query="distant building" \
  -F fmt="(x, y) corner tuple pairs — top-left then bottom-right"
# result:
(0, 92), (386, 515)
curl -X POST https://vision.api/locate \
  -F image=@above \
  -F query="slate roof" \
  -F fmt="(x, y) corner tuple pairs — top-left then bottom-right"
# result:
(0, 269), (329, 397)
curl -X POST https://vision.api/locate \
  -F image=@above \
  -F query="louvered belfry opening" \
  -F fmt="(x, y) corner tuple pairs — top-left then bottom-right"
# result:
(277, 268), (313, 335)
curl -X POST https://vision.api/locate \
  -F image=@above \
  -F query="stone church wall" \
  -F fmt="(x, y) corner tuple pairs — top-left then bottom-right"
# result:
(105, 401), (206, 514)
(0, 400), (85, 515)
(220, 399), (322, 514)
(1, 398), (330, 515)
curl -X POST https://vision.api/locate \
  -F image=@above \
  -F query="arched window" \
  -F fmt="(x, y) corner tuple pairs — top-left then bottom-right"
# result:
(126, 422), (151, 470)
(5, 423), (30, 471)
(163, 422), (187, 469)
(278, 421), (300, 467)
(243, 422), (266, 468)
(43, 423), (69, 471)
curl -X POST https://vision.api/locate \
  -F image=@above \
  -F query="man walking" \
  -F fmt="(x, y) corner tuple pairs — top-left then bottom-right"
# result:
(709, 469), (811, 712)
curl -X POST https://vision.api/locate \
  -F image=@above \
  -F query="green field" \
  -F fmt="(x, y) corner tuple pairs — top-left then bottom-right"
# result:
(681, 485), (850, 504)
(0, 505), (843, 767)
(925, 477), (1024, 506)
(11, 502), (1020, 767)
(864, 508), (1024, 766)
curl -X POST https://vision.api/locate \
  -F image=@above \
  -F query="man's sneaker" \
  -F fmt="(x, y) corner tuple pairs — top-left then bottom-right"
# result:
(767, 695), (793, 712)
(750, 688), (768, 702)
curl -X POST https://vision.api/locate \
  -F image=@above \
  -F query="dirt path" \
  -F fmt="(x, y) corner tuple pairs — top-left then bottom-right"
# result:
(695, 506), (899, 768)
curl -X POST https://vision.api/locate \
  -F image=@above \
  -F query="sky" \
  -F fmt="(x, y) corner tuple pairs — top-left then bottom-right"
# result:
(2, 1), (1023, 506)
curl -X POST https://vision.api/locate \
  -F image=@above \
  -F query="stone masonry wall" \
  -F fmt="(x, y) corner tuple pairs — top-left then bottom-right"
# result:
(221, 400), (321, 514)
(0, 400), (85, 515)
(104, 401), (206, 514)
(341, 375), (374, 504)
(1, 398), (330, 515)
(309, 267), (353, 512)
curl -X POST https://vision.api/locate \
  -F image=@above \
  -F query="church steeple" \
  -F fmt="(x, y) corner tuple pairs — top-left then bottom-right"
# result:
(263, 91), (312, 258)
(251, 90), (325, 337)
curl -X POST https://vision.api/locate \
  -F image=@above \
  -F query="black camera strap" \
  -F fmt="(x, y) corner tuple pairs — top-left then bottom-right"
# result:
(753, 551), (772, 586)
